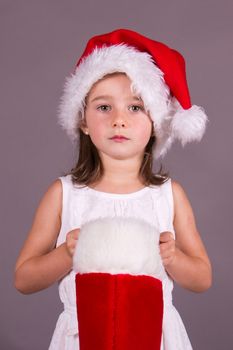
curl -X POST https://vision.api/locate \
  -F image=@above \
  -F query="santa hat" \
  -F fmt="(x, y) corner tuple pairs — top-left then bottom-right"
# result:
(73, 217), (167, 349)
(58, 28), (208, 158)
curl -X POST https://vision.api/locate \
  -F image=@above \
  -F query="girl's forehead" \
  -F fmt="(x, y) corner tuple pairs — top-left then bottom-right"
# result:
(92, 72), (130, 88)
(89, 94), (142, 104)
(87, 72), (142, 100)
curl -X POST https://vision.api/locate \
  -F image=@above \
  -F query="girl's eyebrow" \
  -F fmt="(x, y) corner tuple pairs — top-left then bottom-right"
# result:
(90, 95), (142, 103)
(90, 95), (112, 103)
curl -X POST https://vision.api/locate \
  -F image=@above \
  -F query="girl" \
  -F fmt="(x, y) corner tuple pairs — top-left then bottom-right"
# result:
(15, 29), (212, 349)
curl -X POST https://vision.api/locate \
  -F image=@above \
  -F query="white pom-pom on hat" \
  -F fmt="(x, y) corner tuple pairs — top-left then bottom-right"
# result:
(170, 97), (208, 147)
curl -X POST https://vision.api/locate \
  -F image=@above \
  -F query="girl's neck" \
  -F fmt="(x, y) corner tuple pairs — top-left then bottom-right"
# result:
(100, 153), (143, 181)
(91, 153), (145, 192)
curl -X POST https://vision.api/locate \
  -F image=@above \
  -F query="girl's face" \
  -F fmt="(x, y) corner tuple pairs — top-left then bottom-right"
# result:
(81, 73), (153, 162)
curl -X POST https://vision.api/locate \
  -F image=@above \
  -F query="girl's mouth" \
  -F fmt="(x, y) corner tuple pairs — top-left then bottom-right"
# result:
(110, 135), (129, 141)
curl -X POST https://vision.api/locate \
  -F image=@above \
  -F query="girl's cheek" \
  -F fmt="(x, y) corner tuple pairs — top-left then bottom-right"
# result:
(137, 128), (152, 145)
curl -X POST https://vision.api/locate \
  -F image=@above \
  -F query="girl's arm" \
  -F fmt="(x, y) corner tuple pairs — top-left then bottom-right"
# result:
(14, 180), (77, 294)
(159, 180), (212, 293)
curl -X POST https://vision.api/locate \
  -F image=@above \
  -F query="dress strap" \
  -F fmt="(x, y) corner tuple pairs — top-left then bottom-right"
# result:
(56, 175), (73, 247)
(162, 178), (175, 229)
(58, 175), (71, 224)
(153, 178), (175, 238)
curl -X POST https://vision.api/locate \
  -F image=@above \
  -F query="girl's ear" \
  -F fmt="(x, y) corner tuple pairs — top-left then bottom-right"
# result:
(80, 126), (89, 135)
(79, 118), (89, 135)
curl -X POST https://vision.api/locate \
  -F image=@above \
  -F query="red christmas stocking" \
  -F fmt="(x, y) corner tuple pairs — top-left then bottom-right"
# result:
(75, 272), (163, 350)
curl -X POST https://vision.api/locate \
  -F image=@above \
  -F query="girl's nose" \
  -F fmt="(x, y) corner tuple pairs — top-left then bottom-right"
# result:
(112, 121), (126, 127)
(111, 111), (128, 128)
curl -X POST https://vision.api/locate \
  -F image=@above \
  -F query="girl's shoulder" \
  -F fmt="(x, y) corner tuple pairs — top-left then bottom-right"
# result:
(157, 177), (186, 198)
(57, 173), (72, 185)
(154, 178), (189, 223)
(151, 176), (173, 194)
(170, 179), (190, 206)
(57, 174), (80, 192)
(168, 179), (196, 226)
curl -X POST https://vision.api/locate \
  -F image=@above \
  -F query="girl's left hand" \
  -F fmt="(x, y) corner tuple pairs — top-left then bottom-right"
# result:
(159, 231), (177, 267)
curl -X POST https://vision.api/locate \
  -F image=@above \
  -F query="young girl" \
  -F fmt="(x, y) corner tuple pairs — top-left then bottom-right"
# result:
(15, 29), (212, 349)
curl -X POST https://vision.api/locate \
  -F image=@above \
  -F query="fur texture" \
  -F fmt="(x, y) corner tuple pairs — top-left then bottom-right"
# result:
(58, 45), (208, 158)
(171, 103), (208, 146)
(73, 217), (167, 281)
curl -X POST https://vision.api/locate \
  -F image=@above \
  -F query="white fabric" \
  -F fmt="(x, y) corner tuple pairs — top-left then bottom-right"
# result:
(73, 217), (167, 281)
(48, 174), (193, 350)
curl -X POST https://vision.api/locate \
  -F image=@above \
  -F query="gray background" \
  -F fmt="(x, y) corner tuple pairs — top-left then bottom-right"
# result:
(1, 0), (232, 349)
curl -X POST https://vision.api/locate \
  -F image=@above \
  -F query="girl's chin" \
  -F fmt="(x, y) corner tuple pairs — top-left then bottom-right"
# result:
(100, 152), (144, 162)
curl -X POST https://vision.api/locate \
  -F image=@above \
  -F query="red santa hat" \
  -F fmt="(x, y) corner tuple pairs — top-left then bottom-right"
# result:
(58, 28), (208, 158)
(73, 217), (167, 349)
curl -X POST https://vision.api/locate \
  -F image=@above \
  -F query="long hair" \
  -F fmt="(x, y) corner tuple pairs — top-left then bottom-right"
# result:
(64, 129), (169, 187)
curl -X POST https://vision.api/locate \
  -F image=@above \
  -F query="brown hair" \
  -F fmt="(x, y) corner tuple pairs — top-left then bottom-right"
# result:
(63, 72), (170, 187)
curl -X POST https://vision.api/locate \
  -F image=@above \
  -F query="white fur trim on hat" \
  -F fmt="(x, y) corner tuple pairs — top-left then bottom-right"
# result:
(58, 44), (208, 159)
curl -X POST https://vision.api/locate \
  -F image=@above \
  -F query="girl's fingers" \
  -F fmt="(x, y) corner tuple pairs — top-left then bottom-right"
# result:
(160, 240), (175, 251)
(72, 229), (80, 240)
(67, 228), (80, 240)
(66, 228), (80, 257)
(159, 239), (176, 262)
(160, 247), (175, 259)
(159, 231), (174, 243)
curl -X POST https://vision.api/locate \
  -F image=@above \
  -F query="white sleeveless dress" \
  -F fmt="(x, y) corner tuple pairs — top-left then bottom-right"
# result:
(48, 174), (193, 350)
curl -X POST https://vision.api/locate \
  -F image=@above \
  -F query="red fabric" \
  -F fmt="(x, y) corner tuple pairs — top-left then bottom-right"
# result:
(76, 28), (191, 109)
(75, 272), (163, 350)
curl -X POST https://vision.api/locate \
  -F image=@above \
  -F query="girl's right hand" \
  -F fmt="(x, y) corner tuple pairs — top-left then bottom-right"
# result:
(65, 228), (80, 257)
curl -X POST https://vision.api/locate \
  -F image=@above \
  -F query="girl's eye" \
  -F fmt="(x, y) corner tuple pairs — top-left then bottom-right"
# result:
(129, 105), (144, 112)
(97, 105), (111, 112)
